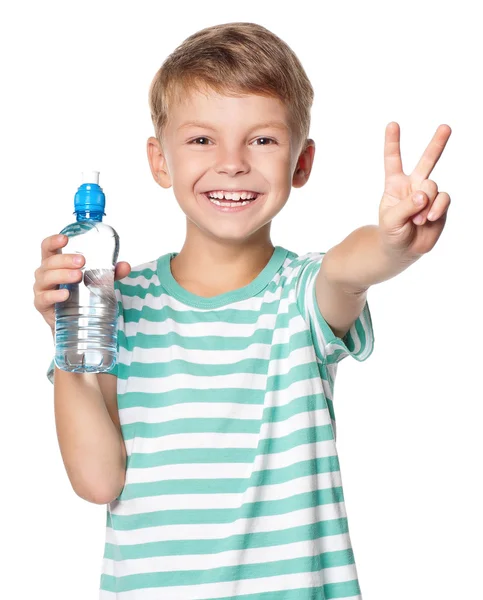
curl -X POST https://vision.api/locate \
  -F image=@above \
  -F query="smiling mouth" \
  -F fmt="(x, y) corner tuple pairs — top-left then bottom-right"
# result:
(202, 192), (262, 207)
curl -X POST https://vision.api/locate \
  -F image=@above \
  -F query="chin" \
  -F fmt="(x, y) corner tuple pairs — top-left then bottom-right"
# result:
(179, 195), (280, 242)
(191, 217), (272, 245)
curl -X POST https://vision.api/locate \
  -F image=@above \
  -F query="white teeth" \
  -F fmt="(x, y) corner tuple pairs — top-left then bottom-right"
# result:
(208, 197), (252, 207)
(206, 191), (259, 201)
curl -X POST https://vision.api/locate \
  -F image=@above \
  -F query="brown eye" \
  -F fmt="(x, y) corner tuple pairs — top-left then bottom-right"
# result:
(190, 137), (212, 145)
(253, 138), (276, 146)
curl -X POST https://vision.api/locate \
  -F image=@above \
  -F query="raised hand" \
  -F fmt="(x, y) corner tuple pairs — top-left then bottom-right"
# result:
(379, 122), (452, 258)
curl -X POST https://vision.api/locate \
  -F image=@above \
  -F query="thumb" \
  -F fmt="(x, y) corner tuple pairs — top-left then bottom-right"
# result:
(114, 261), (131, 281)
(384, 191), (428, 230)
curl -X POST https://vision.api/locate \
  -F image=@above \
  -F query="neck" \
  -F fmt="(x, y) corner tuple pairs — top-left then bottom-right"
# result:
(170, 221), (275, 297)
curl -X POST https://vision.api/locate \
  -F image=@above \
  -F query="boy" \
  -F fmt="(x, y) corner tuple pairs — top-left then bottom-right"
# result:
(35, 21), (451, 600)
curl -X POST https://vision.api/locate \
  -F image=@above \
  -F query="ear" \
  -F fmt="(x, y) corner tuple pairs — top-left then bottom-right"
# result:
(147, 136), (172, 188)
(292, 139), (315, 188)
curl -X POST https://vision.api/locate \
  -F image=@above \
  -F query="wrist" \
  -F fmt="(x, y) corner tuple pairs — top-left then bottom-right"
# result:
(379, 228), (421, 270)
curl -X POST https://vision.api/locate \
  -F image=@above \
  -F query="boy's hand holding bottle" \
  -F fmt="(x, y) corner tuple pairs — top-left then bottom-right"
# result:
(33, 233), (131, 337)
(34, 172), (131, 375)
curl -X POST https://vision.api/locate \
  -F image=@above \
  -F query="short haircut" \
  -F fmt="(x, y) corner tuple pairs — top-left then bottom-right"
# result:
(148, 22), (314, 153)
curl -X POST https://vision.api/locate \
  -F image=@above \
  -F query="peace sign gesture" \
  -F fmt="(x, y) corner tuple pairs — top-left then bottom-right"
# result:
(379, 122), (451, 258)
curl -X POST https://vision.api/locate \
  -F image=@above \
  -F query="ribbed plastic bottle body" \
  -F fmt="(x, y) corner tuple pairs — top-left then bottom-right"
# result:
(54, 215), (120, 373)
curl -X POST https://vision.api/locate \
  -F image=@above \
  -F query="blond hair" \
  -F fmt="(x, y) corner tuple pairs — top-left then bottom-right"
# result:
(148, 22), (314, 153)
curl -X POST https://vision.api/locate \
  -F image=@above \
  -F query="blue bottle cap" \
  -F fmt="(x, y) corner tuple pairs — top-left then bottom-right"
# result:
(74, 171), (106, 215)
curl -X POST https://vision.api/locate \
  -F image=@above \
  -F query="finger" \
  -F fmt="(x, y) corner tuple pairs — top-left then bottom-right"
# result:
(384, 122), (404, 179)
(34, 288), (70, 313)
(427, 192), (451, 221)
(420, 179), (438, 201)
(34, 264), (82, 295)
(42, 252), (85, 273)
(411, 180), (438, 225)
(382, 190), (430, 231)
(34, 250), (85, 296)
(41, 234), (68, 262)
(43, 267), (84, 290)
(411, 124), (452, 183)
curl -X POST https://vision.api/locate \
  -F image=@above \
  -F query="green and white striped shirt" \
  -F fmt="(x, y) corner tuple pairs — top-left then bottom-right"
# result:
(47, 245), (374, 599)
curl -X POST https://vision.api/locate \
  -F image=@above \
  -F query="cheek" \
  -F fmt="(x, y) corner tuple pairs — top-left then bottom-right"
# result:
(171, 154), (205, 188)
(258, 153), (292, 182)
(272, 161), (294, 193)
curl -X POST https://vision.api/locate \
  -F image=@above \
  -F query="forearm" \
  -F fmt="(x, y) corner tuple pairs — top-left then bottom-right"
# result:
(53, 366), (126, 504)
(323, 224), (419, 292)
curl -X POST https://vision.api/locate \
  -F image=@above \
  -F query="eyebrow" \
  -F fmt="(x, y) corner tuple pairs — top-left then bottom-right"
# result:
(177, 120), (289, 132)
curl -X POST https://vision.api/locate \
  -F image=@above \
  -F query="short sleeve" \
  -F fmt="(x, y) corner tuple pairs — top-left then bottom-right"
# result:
(46, 279), (122, 385)
(295, 252), (375, 365)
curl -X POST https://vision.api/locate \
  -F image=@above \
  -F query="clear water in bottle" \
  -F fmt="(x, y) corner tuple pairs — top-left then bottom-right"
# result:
(54, 172), (120, 373)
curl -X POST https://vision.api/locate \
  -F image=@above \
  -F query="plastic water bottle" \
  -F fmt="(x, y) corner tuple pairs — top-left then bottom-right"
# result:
(54, 171), (120, 374)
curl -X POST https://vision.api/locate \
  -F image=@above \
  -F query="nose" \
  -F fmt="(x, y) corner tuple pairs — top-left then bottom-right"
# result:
(214, 143), (250, 176)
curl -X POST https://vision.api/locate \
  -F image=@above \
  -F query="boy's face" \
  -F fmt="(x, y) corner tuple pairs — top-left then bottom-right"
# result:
(147, 87), (315, 244)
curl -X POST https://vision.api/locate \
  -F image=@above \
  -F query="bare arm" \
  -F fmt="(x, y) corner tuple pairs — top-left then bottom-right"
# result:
(315, 235), (373, 340)
(315, 261), (368, 339)
(314, 223), (417, 339)
(36, 235), (129, 505)
(53, 364), (126, 505)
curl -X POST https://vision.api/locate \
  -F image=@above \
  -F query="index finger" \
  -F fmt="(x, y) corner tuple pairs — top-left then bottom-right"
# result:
(411, 124), (452, 182)
(41, 234), (68, 262)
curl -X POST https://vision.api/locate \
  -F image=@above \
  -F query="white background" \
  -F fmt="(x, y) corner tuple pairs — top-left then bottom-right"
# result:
(1, 1), (481, 598)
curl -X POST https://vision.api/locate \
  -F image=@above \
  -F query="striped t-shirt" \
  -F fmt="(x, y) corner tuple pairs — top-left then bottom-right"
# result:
(47, 245), (374, 599)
